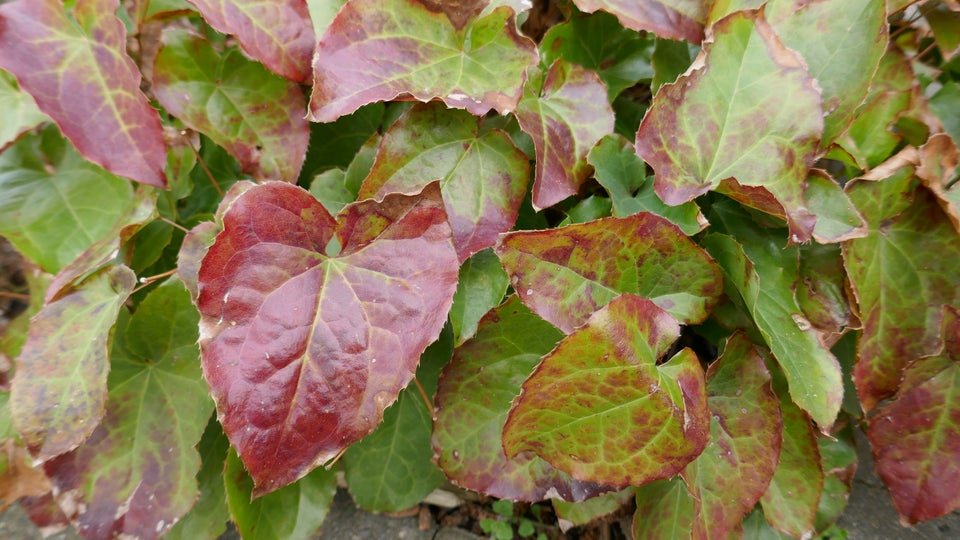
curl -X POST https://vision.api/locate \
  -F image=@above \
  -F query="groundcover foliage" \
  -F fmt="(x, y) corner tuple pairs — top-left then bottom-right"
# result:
(0, 0), (959, 538)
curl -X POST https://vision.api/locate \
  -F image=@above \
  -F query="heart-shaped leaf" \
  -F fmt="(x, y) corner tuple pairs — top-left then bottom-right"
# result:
(572, 0), (708, 43)
(0, 0), (166, 187)
(502, 295), (710, 486)
(496, 212), (723, 334)
(197, 181), (458, 495)
(308, 0), (537, 122)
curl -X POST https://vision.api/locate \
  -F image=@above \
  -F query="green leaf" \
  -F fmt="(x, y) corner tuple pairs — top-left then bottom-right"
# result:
(0, 0), (167, 187)
(739, 508), (794, 540)
(571, 0), (707, 43)
(450, 249), (510, 345)
(225, 449), (337, 540)
(503, 295), (710, 486)
(814, 426), (856, 532)
(358, 103), (530, 261)
(165, 417), (230, 540)
(930, 81), (960, 146)
(308, 0), (538, 122)
(306, 0), (347, 38)
(796, 242), (855, 338)
(651, 38), (696, 93)
(517, 60), (615, 210)
(496, 212), (722, 334)
(636, 10), (823, 242)
(299, 103), (384, 180)
(926, 4), (960, 61)
(0, 69), (47, 151)
(43, 277), (212, 538)
(309, 134), (379, 216)
(804, 171), (868, 243)
(588, 134), (706, 235)
(632, 478), (694, 540)
(152, 29), (310, 182)
(10, 265), (135, 461)
(552, 488), (635, 529)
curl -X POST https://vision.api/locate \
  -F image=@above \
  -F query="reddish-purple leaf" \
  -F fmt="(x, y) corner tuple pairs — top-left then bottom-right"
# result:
(197, 181), (458, 496)
(496, 213), (723, 334)
(0, 0), (167, 188)
(308, 0), (538, 122)
(502, 295), (710, 487)
(516, 60), (614, 210)
(572, 0), (707, 43)
(186, 0), (315, 83)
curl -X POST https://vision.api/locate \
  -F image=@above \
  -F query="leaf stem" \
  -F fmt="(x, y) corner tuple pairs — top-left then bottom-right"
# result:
(413, 376), (433, 414)
(158, 215), (190, 234)
(191, 144), (224, 197)
(0, 291), (29, 300)
(132, 268), (177, 294)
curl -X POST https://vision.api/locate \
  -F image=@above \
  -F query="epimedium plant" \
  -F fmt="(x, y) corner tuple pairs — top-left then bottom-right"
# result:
(0, 0), (958, 538)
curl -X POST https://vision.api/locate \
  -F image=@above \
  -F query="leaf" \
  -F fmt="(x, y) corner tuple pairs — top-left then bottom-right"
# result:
(432, 296), (607, 501)
(0, 0), (166, 187)
(358, 103), (530, 262)
(588, 134), (706, 235)
(164, 417), (230, 540)
(572, 0), (708, 43)
(632, 478), (695, 540)
(636, 10), (823, 242)
(0, 440), (52, 511)
(450, 248), (510, 345)
(843, 167), (960, 410)
(814, 426), (856, 532)
(197, 181), (458, 495)
(540, 11), (655, 100)
(552, 488), (635, 530)
(865, 306), (960, 524)
(683, 333), (782, 539)
(517, 60), (615, 210)
(0, 70), (47, 151)
(702, 222), (843, 430)
(43, 278), (212, 539)
(915, 133), (960, 233)
(152, 29), (311, 182)
(651, 38), (697, 93)
(502, 295), (710, 486)
(225, 449), (337, 540)
(306, 0), (346, 37)
(309, 134), (379, 216)
(10, 265), (135, 461)
(307, 0), (538, 122)
(930, 82), (960, 146)
(804, 170), (868, 243)
(926, 4), (960, 60)
(796, 242), (855, 340)
(186, 0), (315, 82)
(300, 103), (384, 179)
(496, 212), (723, 334)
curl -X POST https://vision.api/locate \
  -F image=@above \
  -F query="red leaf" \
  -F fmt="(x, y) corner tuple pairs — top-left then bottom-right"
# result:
(197, 181), (458, 496)
(0, 0), (167, 188)
(572, 0), (707, 43)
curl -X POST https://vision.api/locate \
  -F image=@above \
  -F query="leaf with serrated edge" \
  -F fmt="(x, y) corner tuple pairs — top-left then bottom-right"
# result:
(0, 70), (47, 151)
(43, 278), (212, 539)
(308, 0), (537, 122)
(636, 10), (823, 242)
(503, 295), (710, 486)
(359, 103), (529, 262)
(843, 167), (960, 410)
(517, 60), (614, 210)
(11, 265), (135, 461)
(153, 29), (310, 182)
(496, 213), (722, 334)
(684, 333), (782, 539)
(450, 249), (510, 345)
(186, 0), (315, 82)
(573, 0), (707, 43)
(432, 296), (608, 501)
(0, 0), (166, 187)
(632, 478), (695, 540)
(197, 181), (458, 495)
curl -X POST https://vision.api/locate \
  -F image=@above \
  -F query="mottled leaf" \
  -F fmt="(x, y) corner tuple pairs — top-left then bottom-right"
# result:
(358, 103), (530, 261)
(0, 0), (166, 187)
(0, 70), (47, 151)
(496, 212), (722, 334)
(915, 133), (960, 233)
(225, 449), (337, 540)
(432, 296), (608, 501)
(186, 0), (315, 82)
(843, 167), (960, 410)
(43, 278), (212, 539)
(632, 478), (695, 540)
(805, 170), (868, 243)
(10, 266), (134, 461)
(308, 0), (538, 122)
(153, 29), (310, 182)
(572, 0), (707, 43)
(636, 10), (823, 242)
(165, 417), (230, 540)
(503, 295), (710, 486)
(450, 249), (510, 345)
(552, 488), (635, 531)
(197, 182), (458, 495)
(517, 60), (614, 210)
(588, 134), (706, 235)
(684, 333), (782, 539)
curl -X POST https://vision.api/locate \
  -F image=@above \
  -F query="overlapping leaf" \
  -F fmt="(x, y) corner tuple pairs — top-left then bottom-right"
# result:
(633, 478), (695, 540)
(165, 419), (230, 540)
(308, 0), (538, 122)
(796, 243), (855, 341)
(572, 0), (707, 43)
(0, 0), (166, 187)
(186, 0), (315, 82)
(804, 171), (868, 244)
(358, 103), (530, 262)
(450, 249), (510, 345)
(0, 70), (47, 151)
(10, 265), (135, 461)
(552, 489), (635, 530)
(502, 295), (710, 486)
(517, 60), (614, 210)
(843, 167), (960, 410)
(152, 29), (310, 182)
(915, 134), (960, 233)
(197, 181), (458, 495)
(43, 278), (212, 539)
(496, 213), (722, 334)
(636, 10), (823, 242)
(814, 427), (857, 531)
(432, 296), (608, 501)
